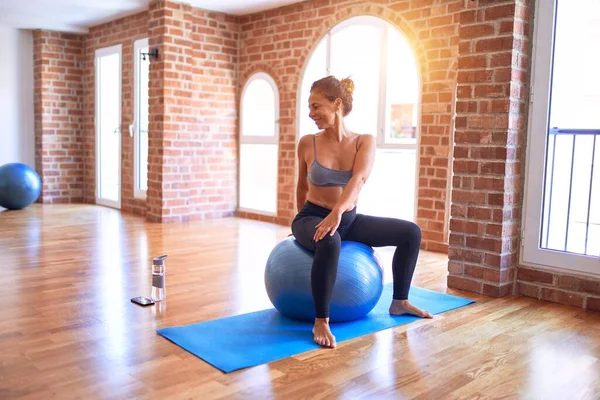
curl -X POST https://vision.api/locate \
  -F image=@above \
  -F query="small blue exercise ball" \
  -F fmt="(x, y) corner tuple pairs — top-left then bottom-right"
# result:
(0, 163), (42, 210)
(265, 236), (384, 323)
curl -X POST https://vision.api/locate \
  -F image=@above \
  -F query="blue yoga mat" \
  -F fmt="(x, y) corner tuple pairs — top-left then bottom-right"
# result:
(157, 284), (474, 373)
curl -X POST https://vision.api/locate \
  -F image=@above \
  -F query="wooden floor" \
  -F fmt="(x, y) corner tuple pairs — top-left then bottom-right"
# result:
(1, 204), (600, 399)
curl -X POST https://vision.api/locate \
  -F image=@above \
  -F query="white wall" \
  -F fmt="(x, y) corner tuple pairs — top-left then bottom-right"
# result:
(0, 27), (34, 168)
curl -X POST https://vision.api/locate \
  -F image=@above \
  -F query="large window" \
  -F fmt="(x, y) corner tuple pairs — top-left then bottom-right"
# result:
(133, 38), (149, 199)
(298, 16), (420, 221)
(522, 0), (600, 275)
(239, 73), (279, 214)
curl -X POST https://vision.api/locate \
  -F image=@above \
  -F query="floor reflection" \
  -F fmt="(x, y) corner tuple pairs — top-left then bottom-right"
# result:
(524, 332), (599, 398)
(233, 220), (282, 314)
(95, 210), (128, 360)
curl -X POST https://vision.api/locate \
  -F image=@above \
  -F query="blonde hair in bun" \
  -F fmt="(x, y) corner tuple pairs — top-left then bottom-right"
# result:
(341, 77), (355, 96)
(310, 75), (355, 116)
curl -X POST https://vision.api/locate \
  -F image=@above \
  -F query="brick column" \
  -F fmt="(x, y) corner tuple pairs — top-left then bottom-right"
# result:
(33, 31), (84, 203)
(147, 0), (194, 222)
(147, 0), (238, 222)
(416, 2), (462, 254)
(448, 0), (531, 296)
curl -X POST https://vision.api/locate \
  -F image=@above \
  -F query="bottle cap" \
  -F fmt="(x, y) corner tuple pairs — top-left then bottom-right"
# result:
(153, 255), (168, 266)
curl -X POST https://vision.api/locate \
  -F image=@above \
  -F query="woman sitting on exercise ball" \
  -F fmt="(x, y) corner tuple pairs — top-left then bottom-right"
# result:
(292, 75), (433, 349)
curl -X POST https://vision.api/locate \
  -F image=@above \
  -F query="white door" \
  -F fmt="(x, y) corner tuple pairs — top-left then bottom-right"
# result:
(95, 45), (122, 209)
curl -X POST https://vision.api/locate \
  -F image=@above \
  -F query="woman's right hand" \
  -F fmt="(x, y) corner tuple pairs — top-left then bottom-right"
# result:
(313, 208), (343, 242)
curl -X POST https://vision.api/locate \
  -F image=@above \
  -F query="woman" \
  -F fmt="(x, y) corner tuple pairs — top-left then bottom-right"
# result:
(292, 75), (433, 349)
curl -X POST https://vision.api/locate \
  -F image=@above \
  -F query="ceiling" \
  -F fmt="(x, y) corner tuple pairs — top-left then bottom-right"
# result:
(0, 0), (306, 33)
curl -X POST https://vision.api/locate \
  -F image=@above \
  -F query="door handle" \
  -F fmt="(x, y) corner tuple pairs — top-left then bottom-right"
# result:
(113, 127), (120, 134)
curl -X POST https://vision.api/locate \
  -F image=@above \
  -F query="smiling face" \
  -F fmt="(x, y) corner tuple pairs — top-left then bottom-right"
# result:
(308, 90), (342, 130)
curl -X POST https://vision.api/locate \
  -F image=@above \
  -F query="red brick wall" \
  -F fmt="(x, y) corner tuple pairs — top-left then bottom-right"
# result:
(83, 11), (148, 216)
(33, 31), (84, 203)
(146, 0), (238, 222)
(35, 1), (237, 221)
(518, 267), (600, 312)
(238, 0), (462, 253)
(448, 0), (530, 297)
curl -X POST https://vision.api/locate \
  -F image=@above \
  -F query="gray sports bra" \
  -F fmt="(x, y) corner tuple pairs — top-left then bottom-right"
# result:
(307, 134), (358, 187)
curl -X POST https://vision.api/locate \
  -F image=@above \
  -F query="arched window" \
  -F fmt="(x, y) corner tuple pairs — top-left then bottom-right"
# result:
(239, 73), (279, 214)
(298, 16), (420, 221)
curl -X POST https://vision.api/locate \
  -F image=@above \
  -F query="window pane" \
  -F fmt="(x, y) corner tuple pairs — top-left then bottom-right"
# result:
(540, 0), (600, 257)
(542, 134), (574, 251)
(357, 149), (415, 221)
(548, 0), (600, 129)
(98, 52), (120, 202)
(541, 134), (600, 257)
(239, 144), (278, 213)
(241, 78), (276, 137)
(588, 139), (600, 256)
(330, 22), (382, 136)
(299, 37), (327, 139)
(385, 27), (419, 144)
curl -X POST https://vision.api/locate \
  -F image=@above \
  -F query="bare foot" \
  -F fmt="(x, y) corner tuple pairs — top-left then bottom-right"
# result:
(389, 299), (433, 319)
(312, 318), (336, 348)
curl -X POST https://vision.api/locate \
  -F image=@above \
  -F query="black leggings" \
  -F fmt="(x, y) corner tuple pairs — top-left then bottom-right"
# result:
(291, 201), (422, 319)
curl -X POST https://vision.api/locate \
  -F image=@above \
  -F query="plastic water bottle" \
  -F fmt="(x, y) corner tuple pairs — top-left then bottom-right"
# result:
(151, 255), (168, 301)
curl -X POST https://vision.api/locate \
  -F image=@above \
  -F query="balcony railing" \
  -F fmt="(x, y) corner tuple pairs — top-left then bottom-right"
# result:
(541, 128), (599, 257)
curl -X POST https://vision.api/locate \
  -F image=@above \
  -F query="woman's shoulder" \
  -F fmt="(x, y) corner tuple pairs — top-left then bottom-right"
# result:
(299, 132), (321, 144)
(354, 133), (375, 145)
(298, 132), (318, 154)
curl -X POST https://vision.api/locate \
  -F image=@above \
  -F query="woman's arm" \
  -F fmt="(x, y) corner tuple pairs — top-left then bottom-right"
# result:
(296, 135), (310, 212)
(333, 134), (376, 213)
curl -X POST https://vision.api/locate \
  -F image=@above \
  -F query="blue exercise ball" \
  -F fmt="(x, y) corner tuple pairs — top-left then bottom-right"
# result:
(0, 163), (42, 210)
(265, 236), (384, 323)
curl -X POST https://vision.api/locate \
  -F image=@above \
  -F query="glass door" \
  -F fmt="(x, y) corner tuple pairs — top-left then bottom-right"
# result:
(95, 45), (122, 209)
(522, 0), (600, 274)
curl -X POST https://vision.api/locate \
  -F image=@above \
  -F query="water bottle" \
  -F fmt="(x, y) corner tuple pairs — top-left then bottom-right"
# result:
(151, 255), (168, 301)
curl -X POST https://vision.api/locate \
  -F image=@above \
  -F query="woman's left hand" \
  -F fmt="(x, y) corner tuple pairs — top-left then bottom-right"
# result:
(314, 209), (343, 242)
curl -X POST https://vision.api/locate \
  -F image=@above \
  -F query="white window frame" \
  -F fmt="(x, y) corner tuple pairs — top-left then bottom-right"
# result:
(521, 0), (600, 276)
(238, 72), (279, 215)
(296, 16), (422, 221)
(133, 38), (149, 200)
